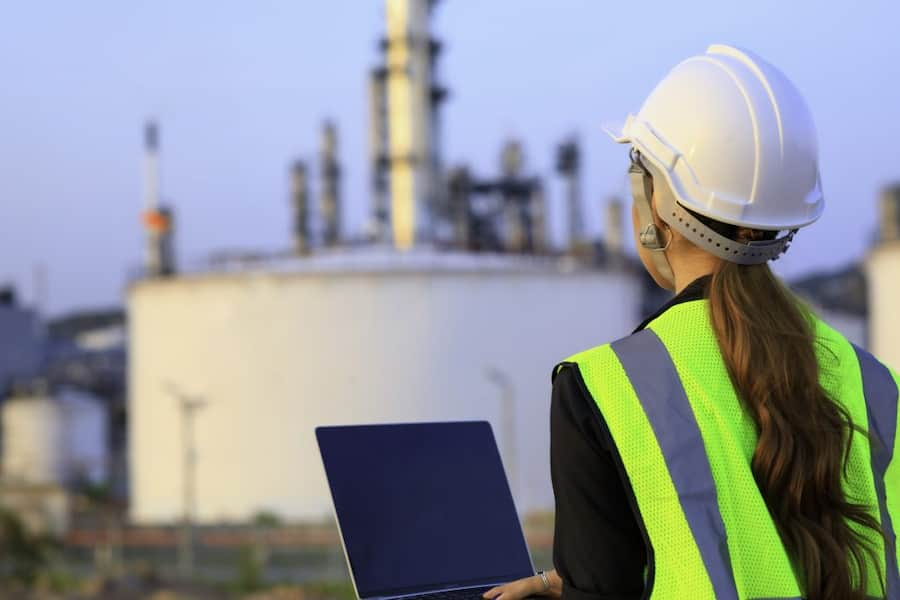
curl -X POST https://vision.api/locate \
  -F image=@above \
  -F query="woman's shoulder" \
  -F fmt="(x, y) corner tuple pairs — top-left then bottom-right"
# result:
(557, 328), (653, 370)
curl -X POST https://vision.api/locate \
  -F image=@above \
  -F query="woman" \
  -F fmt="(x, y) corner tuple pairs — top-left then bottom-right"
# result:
(484, 45), (900, 600)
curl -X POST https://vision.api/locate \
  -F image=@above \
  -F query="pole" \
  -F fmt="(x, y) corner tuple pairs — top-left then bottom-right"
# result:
(166, 384), (206, 580)
(485, 367), (516, 501)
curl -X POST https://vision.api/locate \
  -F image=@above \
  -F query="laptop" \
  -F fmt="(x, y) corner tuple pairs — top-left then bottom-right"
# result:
(316, 421), (536, 600)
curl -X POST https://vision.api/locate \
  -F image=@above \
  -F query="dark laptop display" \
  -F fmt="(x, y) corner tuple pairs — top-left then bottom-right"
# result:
(316, 421), (534, 599)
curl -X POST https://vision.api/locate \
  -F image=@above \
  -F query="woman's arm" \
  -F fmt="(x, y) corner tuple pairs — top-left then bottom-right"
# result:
(481, 365), (647, 600)
(550, 364), (647, 599)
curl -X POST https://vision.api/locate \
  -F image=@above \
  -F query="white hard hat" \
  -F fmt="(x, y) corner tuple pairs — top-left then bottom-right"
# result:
(607, 44), (824, 232)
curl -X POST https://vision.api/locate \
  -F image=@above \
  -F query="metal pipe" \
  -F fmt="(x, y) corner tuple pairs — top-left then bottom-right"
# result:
(485, 367), (517, 502)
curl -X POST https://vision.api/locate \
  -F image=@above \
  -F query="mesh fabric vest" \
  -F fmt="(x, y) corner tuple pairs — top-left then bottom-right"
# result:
(564, 299), (900, 599)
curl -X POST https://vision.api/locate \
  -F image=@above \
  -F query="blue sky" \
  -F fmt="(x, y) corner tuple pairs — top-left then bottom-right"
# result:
(1, 0), (898, 315)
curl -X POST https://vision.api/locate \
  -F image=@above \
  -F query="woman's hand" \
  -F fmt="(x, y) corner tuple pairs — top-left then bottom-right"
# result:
(482, 570), (562, 599)
(482, 576), (542, 600)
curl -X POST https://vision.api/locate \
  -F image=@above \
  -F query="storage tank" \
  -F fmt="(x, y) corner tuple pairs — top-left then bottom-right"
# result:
(2, 387), (108, 486)
(128, 251), (643, 524)
(2, 389), (66, 484)
(867, 184), (900, 371)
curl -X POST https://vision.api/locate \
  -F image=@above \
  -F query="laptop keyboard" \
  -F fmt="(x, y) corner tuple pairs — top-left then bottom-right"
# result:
(405, 586), (493, 600)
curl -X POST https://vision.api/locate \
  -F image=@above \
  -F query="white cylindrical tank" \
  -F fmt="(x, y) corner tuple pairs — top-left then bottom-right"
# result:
(868, 242), (900, 371)
(869, 185), (900, 371)
(2, 393), (66, 484)
(128, 254), (643, 524)
(2, 389), (108, 486)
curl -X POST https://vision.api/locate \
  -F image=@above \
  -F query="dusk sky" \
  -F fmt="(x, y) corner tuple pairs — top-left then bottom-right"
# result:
(1, 0), (898, 315)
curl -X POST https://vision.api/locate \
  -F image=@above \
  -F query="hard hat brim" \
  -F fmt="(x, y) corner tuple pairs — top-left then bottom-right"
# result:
(602, 119), (632, 144)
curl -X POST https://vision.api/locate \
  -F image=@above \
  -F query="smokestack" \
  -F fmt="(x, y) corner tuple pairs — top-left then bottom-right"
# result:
(383, 0), (445, 250)
(500, 140), (526, 253)
(501, 140), (523, 179)
(157, 206), (176, 275)
(556, 136), (582, 253)
(530, 182), (547, 255)
(144, 122), (159, 210)
(291, 161), (310, 255)
(605, 198), (624, 255)
(368, 68), (390, 243)
(142, 121), (176, 277)
(447, 167), (471, 250)
(879, 184), (900, 243)
(319, 121), (341, 247)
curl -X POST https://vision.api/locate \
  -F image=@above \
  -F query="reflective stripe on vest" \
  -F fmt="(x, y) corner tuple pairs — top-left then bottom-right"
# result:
(567, 300), (900, 599)
(855, 345), (900, 597)
(611, 329), (739, 600)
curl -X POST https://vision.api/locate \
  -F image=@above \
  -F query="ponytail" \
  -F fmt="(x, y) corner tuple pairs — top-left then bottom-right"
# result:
(707, 257), (884, 599)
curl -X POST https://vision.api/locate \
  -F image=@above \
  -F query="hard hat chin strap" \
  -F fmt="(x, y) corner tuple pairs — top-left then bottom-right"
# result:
(629, 165), (676, 287)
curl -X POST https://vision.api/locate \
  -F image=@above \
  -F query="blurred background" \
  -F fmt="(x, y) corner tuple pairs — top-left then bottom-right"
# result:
(1, 0), (899, 597)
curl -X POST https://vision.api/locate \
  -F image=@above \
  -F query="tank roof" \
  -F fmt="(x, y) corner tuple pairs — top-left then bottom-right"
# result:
(173, 247), (636, 278)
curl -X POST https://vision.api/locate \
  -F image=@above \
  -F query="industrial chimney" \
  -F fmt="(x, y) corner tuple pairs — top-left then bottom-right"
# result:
(556, 136), (583, 253)
(291, 160), (310, 255)
(529, 182), (547, 255)
(605, 198), (624, 257)
(879, 183), (900, 243)
(500, 140), (526, 253)
(141, 121), (176, 277)
(382, 0), (447, 250)
(446, 167), (472, 250)
(319, 121), (341, 247)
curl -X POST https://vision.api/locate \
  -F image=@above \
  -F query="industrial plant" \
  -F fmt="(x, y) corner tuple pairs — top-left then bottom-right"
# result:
(129, 0), (646, 524)
(0, 2), (899, 583)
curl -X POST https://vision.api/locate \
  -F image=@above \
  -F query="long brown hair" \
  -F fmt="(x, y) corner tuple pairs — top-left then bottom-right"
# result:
(699, 220), (884, 599)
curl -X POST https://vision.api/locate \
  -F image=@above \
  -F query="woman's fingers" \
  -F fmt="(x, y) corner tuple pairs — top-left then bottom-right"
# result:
(483, 578), (537, 600)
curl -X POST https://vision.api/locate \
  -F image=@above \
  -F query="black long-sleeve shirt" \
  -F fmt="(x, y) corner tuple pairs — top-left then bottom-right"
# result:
(550, 277), (709, 600)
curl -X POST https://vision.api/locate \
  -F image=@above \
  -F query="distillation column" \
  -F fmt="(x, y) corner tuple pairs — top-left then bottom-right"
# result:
(383, 0), (446, 250)
(141, 121), (176, 277)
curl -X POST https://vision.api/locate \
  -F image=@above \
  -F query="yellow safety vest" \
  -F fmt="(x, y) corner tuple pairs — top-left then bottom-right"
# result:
(564, 299), (900, 599)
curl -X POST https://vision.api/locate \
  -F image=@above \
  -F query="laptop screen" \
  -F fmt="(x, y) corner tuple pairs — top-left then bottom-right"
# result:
(317, 421), (534, 599)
